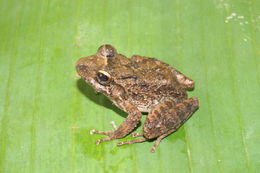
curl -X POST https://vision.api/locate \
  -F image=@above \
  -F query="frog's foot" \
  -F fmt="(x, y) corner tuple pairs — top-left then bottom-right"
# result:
(91, 131), (116, 145)
(89, 121), (117, 136)
(90, 121), (120, 145)
(117, 138), (147, 146)
(149, 133), (167, 152)
(131, 132), (143, 137)
(96, 137), (114, 145)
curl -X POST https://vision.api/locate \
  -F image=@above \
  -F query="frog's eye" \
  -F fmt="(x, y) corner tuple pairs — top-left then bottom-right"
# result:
(97, 70), (111, 85)
(97, 44), (117, 58)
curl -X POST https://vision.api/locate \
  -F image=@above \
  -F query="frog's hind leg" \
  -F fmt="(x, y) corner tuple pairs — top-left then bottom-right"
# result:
(144, 97), (199, 152)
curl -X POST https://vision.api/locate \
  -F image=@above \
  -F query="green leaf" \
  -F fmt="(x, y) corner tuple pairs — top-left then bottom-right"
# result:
(0, 0), (259, 173)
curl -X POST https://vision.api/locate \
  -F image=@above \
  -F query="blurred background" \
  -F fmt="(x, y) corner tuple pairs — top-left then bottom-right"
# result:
(0, 0), (259, 173)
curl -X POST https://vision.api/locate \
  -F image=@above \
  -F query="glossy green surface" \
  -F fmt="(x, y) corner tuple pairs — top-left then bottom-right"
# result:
(0, 0), (259, 172)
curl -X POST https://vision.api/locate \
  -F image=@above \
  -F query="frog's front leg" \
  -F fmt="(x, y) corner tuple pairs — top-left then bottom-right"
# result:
(91, 101), (142, 145)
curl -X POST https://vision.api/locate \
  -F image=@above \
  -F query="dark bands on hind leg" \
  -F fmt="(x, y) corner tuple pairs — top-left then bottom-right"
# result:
(143, 97), (199, 152)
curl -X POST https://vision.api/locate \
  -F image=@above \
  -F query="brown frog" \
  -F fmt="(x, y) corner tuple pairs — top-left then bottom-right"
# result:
(76, 45), (199, 152)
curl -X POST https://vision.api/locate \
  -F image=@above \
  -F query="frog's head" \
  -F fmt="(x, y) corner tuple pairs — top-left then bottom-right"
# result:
(76, 44), (117, 93)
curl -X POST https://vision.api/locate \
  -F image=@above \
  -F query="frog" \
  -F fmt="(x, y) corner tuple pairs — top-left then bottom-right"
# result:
(76, 44), (199, 152)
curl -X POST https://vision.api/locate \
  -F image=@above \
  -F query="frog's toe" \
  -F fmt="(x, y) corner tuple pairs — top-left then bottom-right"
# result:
(90, 129), (97, 135)
(117, 141), (125, 146)
(96, 137), (115, 145)
(96, 139), (101, 145)
(95, 138), (108, 145)
(110, 121), (117, 130)
(90, 129), (113, 136)
(150, 147), (156, 153)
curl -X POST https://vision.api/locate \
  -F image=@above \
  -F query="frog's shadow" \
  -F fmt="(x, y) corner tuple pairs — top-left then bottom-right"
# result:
(77, 78), (127, 118)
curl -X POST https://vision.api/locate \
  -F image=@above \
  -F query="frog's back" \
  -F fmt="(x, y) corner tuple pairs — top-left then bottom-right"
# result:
(131, 55), (181, 88)
(109, 55), (187, 112)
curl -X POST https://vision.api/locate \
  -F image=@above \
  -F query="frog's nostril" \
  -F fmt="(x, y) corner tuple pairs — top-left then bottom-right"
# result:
(76, 64), (86, 71)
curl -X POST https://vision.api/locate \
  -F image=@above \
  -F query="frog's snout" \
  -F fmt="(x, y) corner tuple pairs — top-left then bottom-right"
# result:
(76, 58), (88, 76)
(76, 64), (85, 77)
(76, 57), (85, 66)
(76, 63), (85, 72)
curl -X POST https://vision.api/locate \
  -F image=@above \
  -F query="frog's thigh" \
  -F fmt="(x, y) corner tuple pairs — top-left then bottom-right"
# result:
(143, 97), (199, 140)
